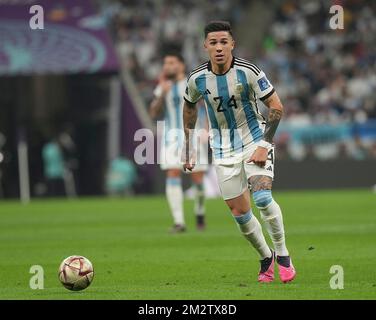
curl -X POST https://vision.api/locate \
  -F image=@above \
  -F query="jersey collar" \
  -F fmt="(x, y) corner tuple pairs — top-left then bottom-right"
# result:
(207, 56), (235, 76)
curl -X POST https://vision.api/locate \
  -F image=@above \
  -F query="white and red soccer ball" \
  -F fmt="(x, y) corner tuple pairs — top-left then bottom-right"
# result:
(58, 255), (94, 291)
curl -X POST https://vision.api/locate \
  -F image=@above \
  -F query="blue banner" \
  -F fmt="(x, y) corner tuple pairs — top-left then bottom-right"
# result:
(278, 120), (376, 145)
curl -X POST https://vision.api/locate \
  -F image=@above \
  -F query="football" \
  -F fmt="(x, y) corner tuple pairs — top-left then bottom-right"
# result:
(58, 255), (94, 291)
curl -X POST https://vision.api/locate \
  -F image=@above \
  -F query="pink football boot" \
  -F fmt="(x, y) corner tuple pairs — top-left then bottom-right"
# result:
(258, 250), (275, 283)
(277, 256), (296, 283)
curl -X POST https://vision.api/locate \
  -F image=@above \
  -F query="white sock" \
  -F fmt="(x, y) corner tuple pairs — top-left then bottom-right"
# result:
(166, 177), (184, 225)
(234, 210), (271, 259)
(194, 182), (205, 216)
(259, 199), (289, 257)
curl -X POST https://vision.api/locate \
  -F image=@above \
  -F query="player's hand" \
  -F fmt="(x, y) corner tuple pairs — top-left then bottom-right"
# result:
(160, 80), (172, 95)
(247, 146), (268, 167)
(183, 162), (195, 172)
(159, 72), (172, 95)
(181, 143), (196, 172)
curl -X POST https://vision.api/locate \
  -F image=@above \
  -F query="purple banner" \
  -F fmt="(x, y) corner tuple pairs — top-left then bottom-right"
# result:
(0, 0), (119, 75)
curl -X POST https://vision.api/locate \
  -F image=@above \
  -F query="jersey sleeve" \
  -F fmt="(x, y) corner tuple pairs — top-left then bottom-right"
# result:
(249, 68), (275, 101)
(183, 76), (202, 104)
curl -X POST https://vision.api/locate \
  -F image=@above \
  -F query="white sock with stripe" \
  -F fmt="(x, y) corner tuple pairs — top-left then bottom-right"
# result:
(166, 177), (184, 226)
(233, 210), (271, 259)
(253, 190), (289, 257)
(194, 182), (205, 217)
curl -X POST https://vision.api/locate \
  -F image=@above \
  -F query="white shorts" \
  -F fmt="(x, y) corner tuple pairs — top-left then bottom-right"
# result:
(159, 142), (209, 172)
(214, 145), (275, 200)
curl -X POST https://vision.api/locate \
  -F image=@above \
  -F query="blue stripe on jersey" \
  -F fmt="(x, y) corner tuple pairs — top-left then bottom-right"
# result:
(195, 74), (223, 158)
(216, 75), (243, 152)
(172, 83), (183, 146)
(164, 97), (170, 142)
(236, 69), (263, 142)
(172, 83), (180, 126)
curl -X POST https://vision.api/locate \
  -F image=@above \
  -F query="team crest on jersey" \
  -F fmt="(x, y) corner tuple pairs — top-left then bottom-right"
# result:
(235, 83), (243, 93)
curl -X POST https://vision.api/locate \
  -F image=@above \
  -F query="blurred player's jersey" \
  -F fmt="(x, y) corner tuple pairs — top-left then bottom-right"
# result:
(184, 56), (275, 164)
(196, 102), (208, 131)
(154, 78), (208, 170)
(154, 78), (207, 133)
(154, 78), (186, 147)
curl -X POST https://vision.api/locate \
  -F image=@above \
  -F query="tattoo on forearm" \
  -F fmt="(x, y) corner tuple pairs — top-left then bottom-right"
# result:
(263, 108), (282, 143)
(248, 175), (272, 192)
(182, 103), (197, 160)
(184, 107), (197, 130)
(183, 102), (197, 150)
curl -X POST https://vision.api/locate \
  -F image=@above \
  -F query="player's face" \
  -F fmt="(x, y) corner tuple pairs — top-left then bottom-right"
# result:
(204, 31), (235, 66)
(162, 56), (180, 79)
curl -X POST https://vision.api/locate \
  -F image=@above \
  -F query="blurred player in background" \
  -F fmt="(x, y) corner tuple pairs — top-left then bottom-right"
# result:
(150, 52), (209, 233)
(183, 21), (296, 283)
(42, 137), (66, 197)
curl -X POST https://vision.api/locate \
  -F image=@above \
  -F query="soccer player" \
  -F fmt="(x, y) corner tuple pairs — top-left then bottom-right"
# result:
(150, 52), (209, 233)
(182, 21), (296, 282)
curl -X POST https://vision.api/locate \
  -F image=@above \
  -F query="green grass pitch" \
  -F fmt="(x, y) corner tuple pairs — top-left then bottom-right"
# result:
(0, 189), (375, 300)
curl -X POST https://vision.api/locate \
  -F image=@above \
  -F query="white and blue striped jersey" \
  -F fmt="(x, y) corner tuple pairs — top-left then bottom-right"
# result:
(154, 78), (207, 146)
(184, 56), (275, 163)
(196, 102), (208, 131)
(154, 78), (185, 136)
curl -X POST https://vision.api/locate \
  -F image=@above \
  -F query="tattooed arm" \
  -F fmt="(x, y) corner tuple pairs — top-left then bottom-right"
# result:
(262, 92), (284, 144)
(182, 100), (198, 171)
(248, 91), (283, 167)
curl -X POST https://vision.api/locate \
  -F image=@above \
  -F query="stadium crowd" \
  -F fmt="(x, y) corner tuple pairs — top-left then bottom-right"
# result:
(99, 0), (246, 103)
(99, 0), (376, 161)
(261, 0), (376, 160)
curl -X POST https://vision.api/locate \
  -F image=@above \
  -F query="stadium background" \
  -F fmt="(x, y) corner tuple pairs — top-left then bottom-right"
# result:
(1, 0), (375, 198)
(0, 0), (375, 300)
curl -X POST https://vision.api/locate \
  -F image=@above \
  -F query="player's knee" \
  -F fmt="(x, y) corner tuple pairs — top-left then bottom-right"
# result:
(253, 190), (273, 209)
(167, 169), (181, 178)
(227, 202), (250, 216)
(191, 172), (204, 185)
